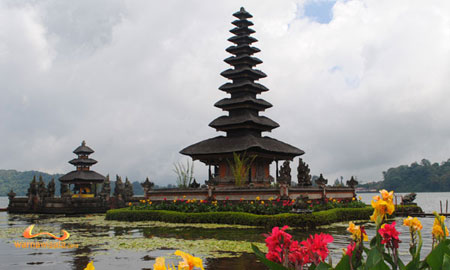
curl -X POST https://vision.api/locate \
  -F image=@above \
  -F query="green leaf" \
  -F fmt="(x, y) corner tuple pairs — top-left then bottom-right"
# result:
(315, 262), (332, 270)
(251, 244), (289, 270)
(334, 255), (351, 270)
(425, 240), (450, 270)
(443, 254), (450, 269)
(366, 248), (383, 268)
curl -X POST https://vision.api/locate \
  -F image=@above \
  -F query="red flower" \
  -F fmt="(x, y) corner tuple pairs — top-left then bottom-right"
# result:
(378, 222), (401, 249)
(288, 240), (310, 265)
(225, 196), (229, 200)
(301, 233), (334, 265)
(264, 226), (292, 263)
(276, 198), (280, 203)
(163, 197), (167, 201)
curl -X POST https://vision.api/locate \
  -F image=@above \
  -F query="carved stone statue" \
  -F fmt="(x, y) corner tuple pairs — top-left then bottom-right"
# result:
(47, 178), (56, 197)
(124, 177), (134, 200)
(315, 174), (328, 188)
(114, 175), (124, 197)
(402, 193), (417, 205)
(60, 183), (69, 197)
(346, 176), (358, 188)
(278, 161), (291, 185)
(27, 176), (37, 197)
(38, 176), (47, 197)
(141, 177), (154, 193)
(100, 175), (111, 198)
(297, 158), (312, 187)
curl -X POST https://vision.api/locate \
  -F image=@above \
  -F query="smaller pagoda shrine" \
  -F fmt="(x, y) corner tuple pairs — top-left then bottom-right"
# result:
(59, 141), (106, 198)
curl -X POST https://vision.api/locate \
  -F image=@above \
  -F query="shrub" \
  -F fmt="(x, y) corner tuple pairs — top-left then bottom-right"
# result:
(105, 207), (373, 228)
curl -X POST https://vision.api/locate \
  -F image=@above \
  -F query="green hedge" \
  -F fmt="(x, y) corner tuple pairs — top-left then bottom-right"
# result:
(105, 207), (373, 228)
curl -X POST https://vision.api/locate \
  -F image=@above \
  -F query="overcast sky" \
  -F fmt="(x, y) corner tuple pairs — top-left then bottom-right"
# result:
(1, 0), (450, 185)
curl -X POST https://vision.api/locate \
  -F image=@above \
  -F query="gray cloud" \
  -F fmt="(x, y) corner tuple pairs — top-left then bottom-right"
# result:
(1, 0), (450, 185)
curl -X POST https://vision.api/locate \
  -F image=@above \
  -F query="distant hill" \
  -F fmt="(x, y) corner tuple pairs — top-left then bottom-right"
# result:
(359, 158), (450, 192)
(0, 169), (144, 196)
(0, 170), (64, 196)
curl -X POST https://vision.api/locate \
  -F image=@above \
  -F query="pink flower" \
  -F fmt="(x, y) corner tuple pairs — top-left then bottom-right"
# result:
(378, 222), (401, 249)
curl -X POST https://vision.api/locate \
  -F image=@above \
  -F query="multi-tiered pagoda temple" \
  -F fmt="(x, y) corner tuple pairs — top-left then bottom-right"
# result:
(59, 141), (105, 197)
(181, 7), (304, 187)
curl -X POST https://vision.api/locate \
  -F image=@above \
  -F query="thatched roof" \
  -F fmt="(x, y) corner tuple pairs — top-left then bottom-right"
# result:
(69, 158), (98, 166)
(209, 114), (279, 131)
(59, 170), (105, 183)
(180, 134), (304, 161)
(73, 140), (94, 155)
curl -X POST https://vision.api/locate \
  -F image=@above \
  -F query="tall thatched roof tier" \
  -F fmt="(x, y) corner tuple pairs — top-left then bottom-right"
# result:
(181, 7), (303, 168)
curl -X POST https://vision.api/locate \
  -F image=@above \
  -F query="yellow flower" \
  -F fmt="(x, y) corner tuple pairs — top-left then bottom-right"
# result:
(174, 250), (204, 270)
(250, 201), (254, 205)
(256, 196), (260, 201)
(403, 216), (422, 232)
(173, 199), (177, 203)
(347, 222), (368, 242)
(370, 190), (395, 224)
(352, 197), (356, 201)
(358, 196), (362, 201)
(380, 189), (394, 202)
(432, 213), (449, 240)
(154, 257), (167, 270)
(84, 261), (95, 270)
(261, 201), (265, 205)
(128, 202), (132, 206)
(269, 197), (274, 201)
(149, 201), (153, 205)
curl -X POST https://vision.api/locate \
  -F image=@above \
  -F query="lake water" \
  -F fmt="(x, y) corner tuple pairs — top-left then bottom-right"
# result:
(0, 192), (449, 270)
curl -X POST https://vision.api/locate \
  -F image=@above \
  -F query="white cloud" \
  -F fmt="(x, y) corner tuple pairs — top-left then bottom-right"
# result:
(0, 0), (449, 185)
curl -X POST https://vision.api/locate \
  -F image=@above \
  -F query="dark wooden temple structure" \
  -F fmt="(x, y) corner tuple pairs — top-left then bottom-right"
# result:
(181, 7), (304, 187)
(59, 141), (105, 198)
